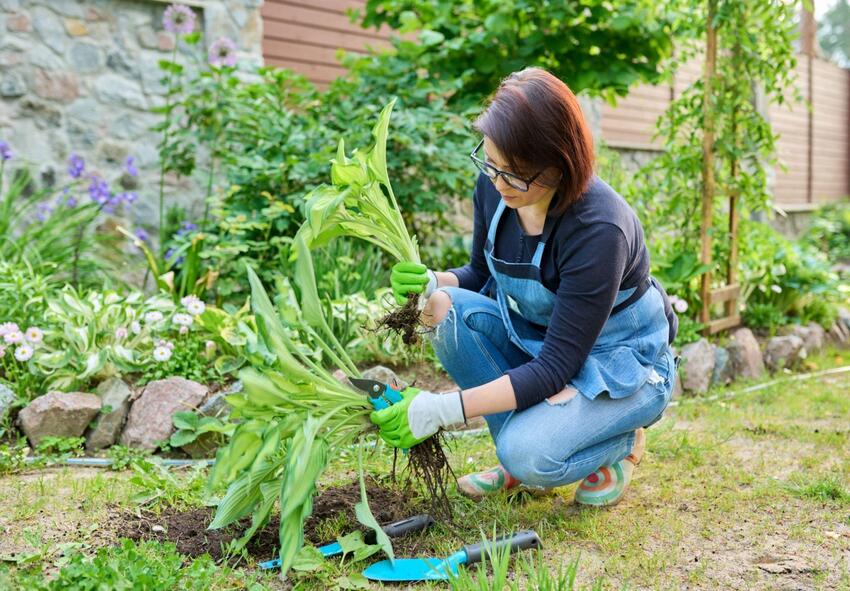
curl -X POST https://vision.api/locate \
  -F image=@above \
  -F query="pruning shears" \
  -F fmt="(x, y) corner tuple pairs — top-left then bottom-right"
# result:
(349, 377), (405, 411)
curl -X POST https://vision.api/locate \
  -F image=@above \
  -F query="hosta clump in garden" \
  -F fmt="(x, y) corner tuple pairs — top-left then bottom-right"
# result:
(296, 99), (425, 345)
(207, 248), (393, 576)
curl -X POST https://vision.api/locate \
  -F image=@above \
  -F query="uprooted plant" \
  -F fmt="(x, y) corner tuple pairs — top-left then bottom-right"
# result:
(296, 98), (425, 345)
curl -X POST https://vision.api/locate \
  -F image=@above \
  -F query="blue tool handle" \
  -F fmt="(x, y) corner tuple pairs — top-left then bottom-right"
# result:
(462, 530), (542, 566)
(259, 558), (281, 570)
(367, 395), (391, 411)
(383, 386), (404, 405)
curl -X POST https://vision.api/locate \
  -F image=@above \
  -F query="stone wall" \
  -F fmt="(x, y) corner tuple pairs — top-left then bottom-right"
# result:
(0, 0), (263, 243)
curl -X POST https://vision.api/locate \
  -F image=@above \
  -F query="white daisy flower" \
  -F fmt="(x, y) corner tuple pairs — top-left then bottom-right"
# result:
(181, 295), (206, 316)
(153, 345), (172, 362)
(144, 311), (164, 324)
(25, 327), (43, 344)
(673, 299), (688, 313)
(179, 325), (189, 335)
(0, 322), (19, 336)
(115, 327), (128, 340)
(770, 285), (782, 294)
(4, 330), (23, 344)
(130, 321), (142, 335)
(172, 313), (193, 327)
(14, 344), (33, 361)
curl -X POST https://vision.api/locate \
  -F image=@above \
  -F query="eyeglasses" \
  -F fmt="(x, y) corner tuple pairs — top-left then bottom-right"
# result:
(469, 139), (543, 192)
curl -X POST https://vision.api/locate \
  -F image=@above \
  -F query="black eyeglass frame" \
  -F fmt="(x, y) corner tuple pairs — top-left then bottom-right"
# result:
(469, 138), (544, 192)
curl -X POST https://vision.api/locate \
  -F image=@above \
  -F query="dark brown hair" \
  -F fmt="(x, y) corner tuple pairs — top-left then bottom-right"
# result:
(474, 68), (595, 216)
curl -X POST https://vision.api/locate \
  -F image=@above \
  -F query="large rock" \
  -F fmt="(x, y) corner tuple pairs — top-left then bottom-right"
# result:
(18, 391), (101, 446)
(361, 365), (409, 391)
(0, 383), (15, 422)
(764, 335), (805, 372)
(85, 378), (132, 452)
(786, 323), (825, 355)
(679, 338), (715, 394)
(120, 377), (207, 451)
(180, 381), (238, 459)
(727, 328), (765, 380)
(828, 320), (849, 345)
(710, 345), (734, 386)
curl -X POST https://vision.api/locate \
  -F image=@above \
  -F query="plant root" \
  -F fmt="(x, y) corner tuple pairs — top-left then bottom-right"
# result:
(376, 293), (423, 345)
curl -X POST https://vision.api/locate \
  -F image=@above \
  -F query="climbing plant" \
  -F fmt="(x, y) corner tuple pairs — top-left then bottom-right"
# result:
(634, 0), (803, 329)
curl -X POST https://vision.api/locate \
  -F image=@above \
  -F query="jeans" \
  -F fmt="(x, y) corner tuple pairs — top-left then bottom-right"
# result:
(429, 286), (676, 488)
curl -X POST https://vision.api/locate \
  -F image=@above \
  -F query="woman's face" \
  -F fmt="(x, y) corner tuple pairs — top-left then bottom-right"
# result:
(483, 137), (560, 211)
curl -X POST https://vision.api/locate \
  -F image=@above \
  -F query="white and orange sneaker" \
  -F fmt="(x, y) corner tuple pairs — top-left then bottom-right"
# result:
(457, 465), (521, 499)
(574, 427), (645, 507)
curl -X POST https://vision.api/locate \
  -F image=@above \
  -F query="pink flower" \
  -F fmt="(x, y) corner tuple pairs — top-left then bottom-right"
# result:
(673, 298), (688, 314)
(0, 322), (20, 336)
(25, 327), (43, 344)
(208, 37), (237, 67)
(4, 330), (23, 345)
(14, 344), (33, 361)
(179, 325), (189, 335)
(163, 4), (195, 34)
(115, 327), (128, 340)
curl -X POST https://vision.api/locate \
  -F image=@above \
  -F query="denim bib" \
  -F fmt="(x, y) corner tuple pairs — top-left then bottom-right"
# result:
(481, 199), (670, 400)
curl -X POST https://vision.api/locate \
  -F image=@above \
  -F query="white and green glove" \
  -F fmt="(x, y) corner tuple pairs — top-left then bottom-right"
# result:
(370, 388), (466, 449)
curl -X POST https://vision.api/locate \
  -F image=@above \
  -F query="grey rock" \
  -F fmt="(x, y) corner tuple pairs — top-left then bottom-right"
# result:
(671, 371), (683, 399)
(0, 383), (15, 422)
(361, 365), (409, 391)
(85, 378), (132, 452)
(727, 328), (765, 380)
(94, 74), (147, 109)
(70, 41), (103, 73)
(787, 323), (825, 355)
(0, 0), (21, 12)
(32, 6), (67, 55)
(331, 369), (352, 387)
(67, 98), (104, 126)
(0, 71), (25, 97)
(139, 57), (167, 95)
(28, 45), (64, 70)
(108, 111), (155, 140)
(17, 97), (62, 128)
(120, 377), (207, 450)
(43, 0), (85, 18)
(18, 391), (101, 447)
(829, 320), (849, 345)
(106, 50), (137, 77)
(839, 307), (850, 332)
(710, 345), (734, 386)
(679, 338), (715, 394)
(764, 335), (806, 372)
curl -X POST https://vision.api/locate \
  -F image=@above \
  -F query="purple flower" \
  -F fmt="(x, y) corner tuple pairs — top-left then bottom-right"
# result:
(88, 175), (110, 205)
(68, 154), (85, 178)
(36, 202), (52, 222)
(121, 191), (138, 205)
(176, 220), (197, 236)
(0, 141), (12, 161)
(163, 4), (195, 35)
(66, 195), (78, 208)
(125, 156), (138, 177)
(208, 37), (237, 67)
(135, 228), (150, 242)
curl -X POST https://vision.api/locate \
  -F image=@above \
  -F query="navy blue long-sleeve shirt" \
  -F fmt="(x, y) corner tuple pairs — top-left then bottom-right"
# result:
(448, 173), (676, 411)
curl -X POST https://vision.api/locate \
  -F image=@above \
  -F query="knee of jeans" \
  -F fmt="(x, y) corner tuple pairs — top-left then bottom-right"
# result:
(495, 429), (561, 487)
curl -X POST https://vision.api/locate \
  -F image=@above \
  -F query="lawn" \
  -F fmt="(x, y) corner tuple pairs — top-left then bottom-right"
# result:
(0, 348), (848, 590)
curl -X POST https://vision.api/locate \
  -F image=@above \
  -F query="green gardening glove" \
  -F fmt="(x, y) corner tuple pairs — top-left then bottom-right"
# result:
(370, 387), (465, 449)
(390, 261), (437, 306)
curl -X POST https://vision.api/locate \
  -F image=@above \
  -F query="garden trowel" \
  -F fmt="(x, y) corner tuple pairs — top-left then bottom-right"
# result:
(362, 530), (543, 582)
(258, 514), (434, 569)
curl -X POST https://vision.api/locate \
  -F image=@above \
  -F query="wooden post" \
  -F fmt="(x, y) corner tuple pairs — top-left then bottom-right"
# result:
(700, 0), (718, 330)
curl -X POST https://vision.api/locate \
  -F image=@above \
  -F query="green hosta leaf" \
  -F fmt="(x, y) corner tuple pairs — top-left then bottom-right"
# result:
(169, 429), (197, 448)
(172, 411), (199, 431)
(293, 233), (325, 329)
(354, 440), (394, 563)
(291, 546), (324, 572)
(331, 139), (369, 187)
(366, 99), (395, 188)
(78, 350), (106, 380)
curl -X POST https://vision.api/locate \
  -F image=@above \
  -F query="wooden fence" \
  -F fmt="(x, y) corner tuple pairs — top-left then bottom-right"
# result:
(262, 1), (850, 206)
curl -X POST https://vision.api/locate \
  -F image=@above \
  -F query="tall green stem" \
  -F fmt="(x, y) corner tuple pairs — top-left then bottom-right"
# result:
(158, 43), (179, 259)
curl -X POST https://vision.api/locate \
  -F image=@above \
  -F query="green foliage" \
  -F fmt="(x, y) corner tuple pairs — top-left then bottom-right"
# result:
(0, 441), (29, 476)
(360, 0), (675, 105)
(138, 332), (225, 387)
(169, 410), (235, 448)
(739, 219), (841, 330)
(0, 260), (53, 332)
(34, 436), (85, 463)
(0, 539), (264, 590)
(106, 445), (151, 471)
(129, 459), (208, 508)
(802, 202), (850, 262)
(818, 0), (850, 68)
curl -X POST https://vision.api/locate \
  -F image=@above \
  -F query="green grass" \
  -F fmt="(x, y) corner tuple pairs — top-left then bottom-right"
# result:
(0, 347), (848, 589)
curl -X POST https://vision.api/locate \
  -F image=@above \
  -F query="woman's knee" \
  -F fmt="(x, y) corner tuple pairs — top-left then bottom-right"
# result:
(421, 290), (453, 327)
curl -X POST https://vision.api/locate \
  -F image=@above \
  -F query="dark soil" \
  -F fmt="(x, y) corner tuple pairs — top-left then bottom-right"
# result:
(110, 477), (424, 563)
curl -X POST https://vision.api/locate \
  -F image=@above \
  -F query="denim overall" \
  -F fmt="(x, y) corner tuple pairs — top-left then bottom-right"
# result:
(482, 199), (670, 402)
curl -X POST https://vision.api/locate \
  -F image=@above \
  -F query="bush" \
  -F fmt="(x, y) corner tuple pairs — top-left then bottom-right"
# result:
(802, 202), (850, 262)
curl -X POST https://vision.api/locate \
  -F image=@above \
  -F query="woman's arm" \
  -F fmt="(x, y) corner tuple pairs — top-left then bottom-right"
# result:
(434, 271), (460, 288)
(460, 374), (516, 417)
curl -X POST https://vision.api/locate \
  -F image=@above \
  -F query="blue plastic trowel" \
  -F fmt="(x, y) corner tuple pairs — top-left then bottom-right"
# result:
(362, 530), (543, 582)
(258, 514), (434, 570)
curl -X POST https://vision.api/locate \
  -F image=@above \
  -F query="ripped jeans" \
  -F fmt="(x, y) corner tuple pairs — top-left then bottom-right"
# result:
(429, 287), (675, 488)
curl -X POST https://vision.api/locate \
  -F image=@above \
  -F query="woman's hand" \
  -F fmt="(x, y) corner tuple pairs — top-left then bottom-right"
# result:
(370, 387), (465, 448)
(390, 261), (437, 305)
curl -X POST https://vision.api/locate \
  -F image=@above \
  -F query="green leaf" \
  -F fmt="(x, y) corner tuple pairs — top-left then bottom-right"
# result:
(172, 411), (199, 431)
(169, 430), (197, 448)
(419, 29), (445, 46)
(290, 546), (324, 572)
(354, 440), (394, 563)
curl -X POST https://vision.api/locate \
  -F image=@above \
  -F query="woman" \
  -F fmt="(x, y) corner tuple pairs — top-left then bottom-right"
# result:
(371, 68), (678, 506)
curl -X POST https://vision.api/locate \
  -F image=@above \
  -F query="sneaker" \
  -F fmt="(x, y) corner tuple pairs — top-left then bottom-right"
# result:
(574, 428), (645, 507)
(457, 465), (521, 499)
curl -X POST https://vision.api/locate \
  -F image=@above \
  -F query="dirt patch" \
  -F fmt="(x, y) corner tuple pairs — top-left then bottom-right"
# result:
(106, 477), (423, 563)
